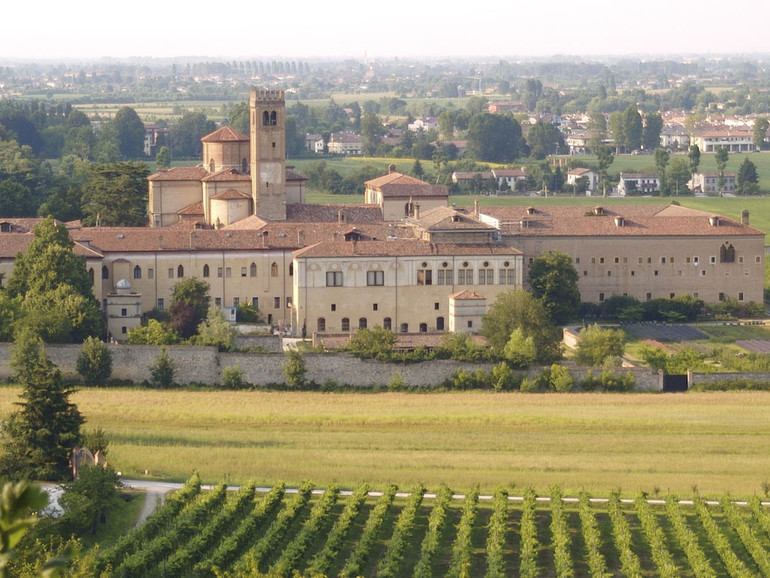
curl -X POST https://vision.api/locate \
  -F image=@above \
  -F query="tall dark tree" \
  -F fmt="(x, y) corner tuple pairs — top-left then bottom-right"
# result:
(81, 161), (149, 226)
(0, 328), (84, 481)
(526, 120), (564, 160)
(528, 250), (581, 325)
(595, 144), (614, 196)
(466, 113), (521, 163)
(109, 106), (145, 159)
(654, 148), (670, 193)
(642, 112), (663, 151)
(715, 146), (729, 195)
(737, 156), (759, 194)
(622, 105), (643, 151)
(753, 118), (768, 151)
(360, 112), (384, 157)
(169, 277), (210, 339)
(171, 111), (216, 158)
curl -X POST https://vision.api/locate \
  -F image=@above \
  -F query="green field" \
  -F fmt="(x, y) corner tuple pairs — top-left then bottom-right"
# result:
(4, 388), (770, 497)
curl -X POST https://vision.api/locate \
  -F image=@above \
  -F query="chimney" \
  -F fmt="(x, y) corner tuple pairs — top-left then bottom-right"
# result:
(742, 210), (749, 225)
(338, 209), (345, 224)
(709, 216), (720, 227)
(614, 217), (625, 227)
(474, 198), (479, 216)
(388, 164), (396, 174)
(262, 230), (269, 247)
(414, 203), (420, 220)
(297, 229), (304, 246)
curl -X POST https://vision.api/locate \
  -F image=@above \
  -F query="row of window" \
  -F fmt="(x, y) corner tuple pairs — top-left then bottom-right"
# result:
(317, 317), (447, 332)
(577, 247), (759, 267)
(582, 268), (752, 278)
(155, 296), (292, 311)
(98, 262), (287, 281)
(597, 291), (746, 302)
(325, 268), (517, 287)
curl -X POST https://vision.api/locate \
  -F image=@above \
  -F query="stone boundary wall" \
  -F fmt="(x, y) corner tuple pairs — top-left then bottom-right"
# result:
(688, 371), (770, 387)
(0, 343), (661, 390)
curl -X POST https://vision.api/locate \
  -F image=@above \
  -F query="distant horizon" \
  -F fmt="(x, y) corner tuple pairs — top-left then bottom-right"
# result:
(6, 0), (769, 63)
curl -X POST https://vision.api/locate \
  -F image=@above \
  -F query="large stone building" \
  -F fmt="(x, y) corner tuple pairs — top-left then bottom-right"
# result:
(0, 89), (765, 341)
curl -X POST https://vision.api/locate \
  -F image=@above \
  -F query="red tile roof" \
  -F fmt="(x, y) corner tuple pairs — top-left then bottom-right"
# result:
(148, 166), (208, 181)
(201, 169), (251, 182)
(210, 190), (251, 201)
(200, 126), (249, 142)
(293, 239), (522, 259)
(365, 172), (448, 199)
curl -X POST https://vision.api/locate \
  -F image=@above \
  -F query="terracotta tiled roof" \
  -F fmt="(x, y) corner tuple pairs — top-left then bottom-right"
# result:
(0, 234), (102, 259)
(479, 205), (764, 238)
(293, 239), (522, 259)
(178, 202), (204, 215)
(286, 167), (308, 182)
(210, 190), (251, 201)
(0, 218), (47, 234)
(148, 166), (208, 181)
(200, 126), (249, 142)
(365, 172), (448, 198)
(285, 204), (383, 223)
(492, 169), (527, 178)
(567, 167), (594, 176)
(413, 206), (494, 231)
(201, 169), (251, 182)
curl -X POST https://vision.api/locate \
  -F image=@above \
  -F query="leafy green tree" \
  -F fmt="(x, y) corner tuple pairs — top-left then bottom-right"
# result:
(528, 250), (580, 325)
(434, 332), (490, 362)
(548, 364), (574, 392)
(737, 156), (759, 194)
(753, 117), (768, 151)
(194, 309), (236, 351)
(227, 101), (250, 135)
(642, 112), (663, 151)
(155, 145), (171, 168)
(61, 464), (121, 536)
(0, 294), (22, 342)
(502, 328), (537, 368)
(668, 156), (691, 195)
(622, 105), (642, 151)
(344, 326), (396, 360)
(149, 346), (176, 388)
(587, 111), (607, 152)
(126, 319), (181, 345)
(76, 336), (113, 386)
(282, 348), (307, 388)
(574, 324), (626, 366)
(595, 144), (614, 196)
(360, 112), (384, 157)
(169, 278), (210, 339)
(0, 481), (50, 578)
(608, 111), (625, 154)
(715, 146), (729, 195)
(108, 106), (145, 159)
(490, 361), (517, 391)
(171, 111), (216, 158)
(81, 161), (149, 226)
(526, 119), (564, 160)
(466, 113), (521, 163)
(7, 217), (100, 343)
(0, 328), (84, 481)
(688, 144), (701, 180)
(481, 289), (562, 363)
(654, 148), (669, 193)
(0, 180), (35, 217)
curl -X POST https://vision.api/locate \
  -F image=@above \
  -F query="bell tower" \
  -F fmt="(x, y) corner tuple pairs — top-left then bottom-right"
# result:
(249, 88), (286, 221)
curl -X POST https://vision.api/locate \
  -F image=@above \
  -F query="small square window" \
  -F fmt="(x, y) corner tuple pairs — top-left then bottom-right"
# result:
(631, 270), (635, 276)
(599, 292), (605, 301)
(331, 304), (336, 312)
(274, 297), (280, 309)
(654, 270), (658, 276)
(575, 257), (581, 264)
(614, 257), (619, 264)
(670, 293), (675, 298)
(599, 257), (605, 264)
(583, 271), (587, 276)
(744, 269), (750, 276)
(710, 256), (716, 264)
(215, 298), (222, 306)
(756, 256), (762, 263)
(373, 303), (378, 311)
(434, 302), (440, 310)
(701, 270), (706, 276)
(591, 257), (596, 264)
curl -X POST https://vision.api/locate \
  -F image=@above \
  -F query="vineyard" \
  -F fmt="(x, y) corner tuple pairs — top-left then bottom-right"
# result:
(87, 473), (770, 577)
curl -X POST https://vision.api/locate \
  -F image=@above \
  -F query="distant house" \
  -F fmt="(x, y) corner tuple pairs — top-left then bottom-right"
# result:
(327, 133), (362, 155)
(566, 168), (598, 194)
(491, 168), (527, 190)
(617, 173), (660, 195)
(660, 125), (689, 150)
(305, 133), (322, 152)
(408, 117), (439, 132)
(690, 129), (755, 153)
(688, 172), (736, 195)
(488, 101), (524, 114)
(565, 132), (591, 155)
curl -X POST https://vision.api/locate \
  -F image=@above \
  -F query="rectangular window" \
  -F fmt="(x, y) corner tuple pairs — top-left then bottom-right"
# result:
(168, 268), (174, 278)
(434, 302), (440, 310)
(148, 268), (154, 279)
(252, 297), (259, 308)
(233, 297), (239, 307)
(274, 297), (280, 309)
(507, 269), (516, 285)
(157, 298), (164, 310)
(654, 270), (658, 276)
(326, 271), (343, 286)
(286, 297), (292, 308)
(661, 257), (666, 264)
(226, 267), (232, 278)
(241, 267), (247, 277)
(678, 270), (683, 276)
(744, 269), (750, 276)
(121, 308), (127, 317)
(367, 270), (384, 286)
(631, 271), (635, 276)
(417, 269), (432, 285)
(215, 298), (222, 307)
(757, 256), (762, 263)
(373, 303), (378, 311)
(575, 257), (580, 264)
(599, 293), (605, 302)
(331, 304), (336, 312)
(614, 257), (619, 264)
(701, 270), (707, 276)
(478, 269), (493, 285)
(739, 292), (744, 301)
(646, 293), (652, 301)
(710, 256), (716, 264)
(599, 257), (604, 264)
(217, 267), (223, 278)
(670, 293), (675, 298)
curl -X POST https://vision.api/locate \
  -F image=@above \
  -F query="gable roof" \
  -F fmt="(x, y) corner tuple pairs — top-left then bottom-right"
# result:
(148, 166), (208, 181)
(365, 171), (448, 199)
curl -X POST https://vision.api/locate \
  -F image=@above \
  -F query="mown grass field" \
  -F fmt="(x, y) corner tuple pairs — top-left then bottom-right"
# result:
(3, 388), (770, 497)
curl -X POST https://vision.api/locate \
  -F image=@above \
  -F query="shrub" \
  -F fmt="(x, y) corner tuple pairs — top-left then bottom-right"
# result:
(549, 364), (574, 392)
(236, 302), (261, 323)
(387, 371), (406, 391)
(149, 346), (176, 388)
(600, 368), (635, 392)
(491, 361), (519, 391)
(76, 336), (113, 386)
(220, 365), (248, 389)
(282, 348), (307, 388)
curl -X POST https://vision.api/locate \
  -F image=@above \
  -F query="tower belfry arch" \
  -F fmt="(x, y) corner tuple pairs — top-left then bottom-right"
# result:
(250, 89), (287, 220)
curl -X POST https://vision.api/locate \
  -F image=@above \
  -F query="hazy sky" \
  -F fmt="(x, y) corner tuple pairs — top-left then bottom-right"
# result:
(4, 0), (769, 61)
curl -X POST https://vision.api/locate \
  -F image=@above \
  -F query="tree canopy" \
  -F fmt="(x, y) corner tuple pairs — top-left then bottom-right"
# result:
(574, 324), (626, 366)
(109, 106), (145, 159)
(528, 250), (581, 325)
(169, 278), (210, 339)
(80, 161), (149, 227)
(466, 113), (521, 163)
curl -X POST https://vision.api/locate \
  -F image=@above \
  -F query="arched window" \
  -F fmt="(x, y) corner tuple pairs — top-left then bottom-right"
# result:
(133, 265), (142, 279)
(270, 111), (277, 125)
(317, 318), (326, 332)
(88, 268), (94, 284)
(436, 316), (445, 331)
(341, 318), (350, 332)
(720, 243), (735, 263)
(177, 265), (184, 278)
(271, 262), (278, 277)
(400, 323), (409, 333)
(203, 264), (210, 278)
(419, 323), (428, 333)
(102, 266), (109, 280)
(250, 263), (257, 277)
(263, 111), (270, 125)
(383, 317), (392, 330)
(359, 317), (367, 329)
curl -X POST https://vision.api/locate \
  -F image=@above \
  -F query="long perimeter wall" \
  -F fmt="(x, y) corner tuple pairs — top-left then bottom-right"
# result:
(0, 344), (662, 390)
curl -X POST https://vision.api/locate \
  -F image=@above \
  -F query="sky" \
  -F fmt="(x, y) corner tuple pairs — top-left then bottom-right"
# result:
(3, 0), (770, 61)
